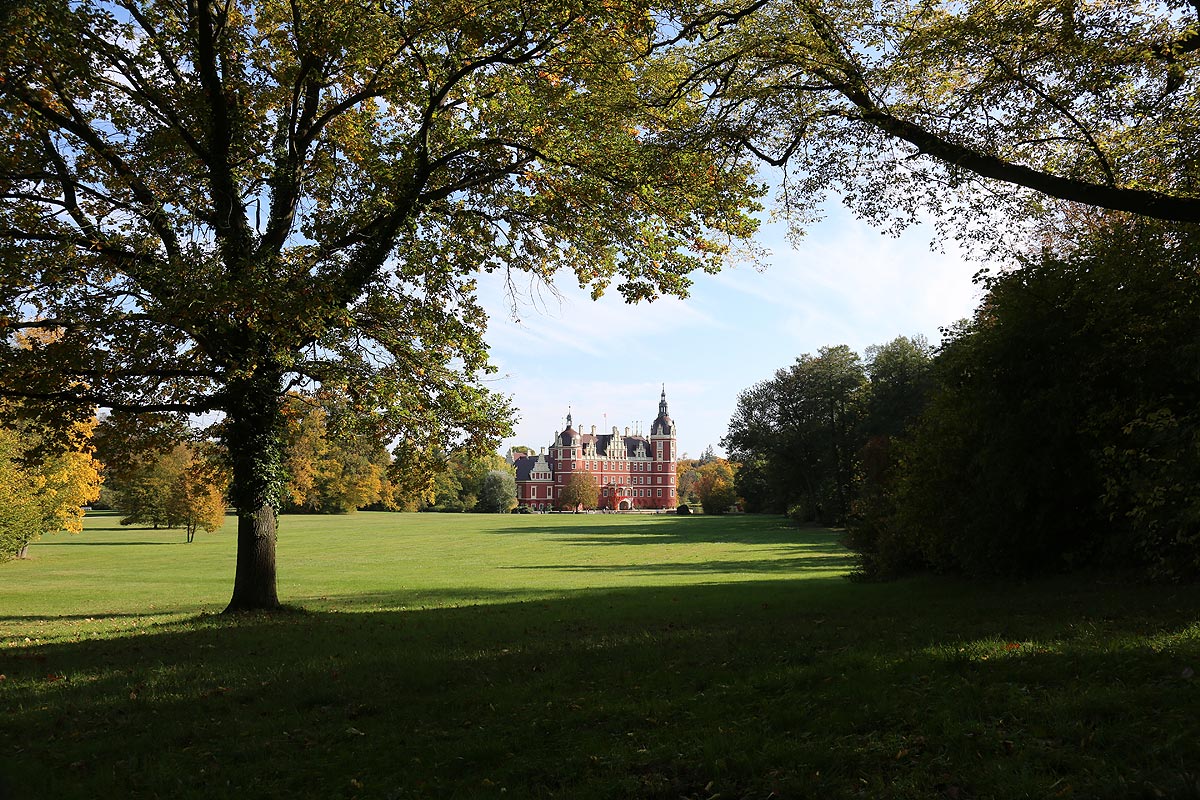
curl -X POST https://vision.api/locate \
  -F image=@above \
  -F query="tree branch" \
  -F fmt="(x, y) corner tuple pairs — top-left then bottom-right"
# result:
(853, 108), (1200, 222)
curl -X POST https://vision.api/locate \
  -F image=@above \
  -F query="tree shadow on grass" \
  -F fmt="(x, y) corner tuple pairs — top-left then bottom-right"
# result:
(33, 540), (182, 546)
(499, 552), (854, 575)
(0, 611), (167, 623)
(3, 579), (1200, 799)
(488, 514), (842, 548)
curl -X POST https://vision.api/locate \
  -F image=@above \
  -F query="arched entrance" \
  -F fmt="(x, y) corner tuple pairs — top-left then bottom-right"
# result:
(618, 499), (632, 510)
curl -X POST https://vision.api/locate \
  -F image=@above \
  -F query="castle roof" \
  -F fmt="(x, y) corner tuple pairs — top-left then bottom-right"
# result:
(514, 453), (556, 481)
(651, 386), (674, 436)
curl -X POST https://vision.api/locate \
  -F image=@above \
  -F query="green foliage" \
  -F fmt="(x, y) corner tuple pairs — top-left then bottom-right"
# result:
(691, 0), (1200, 230)
(423, 450), (511, 512)
(112, 445), (193, 529)
(477, 469), (518, 514)
(723, 345), (867, 523)
(851, 215), (1200, 579)
(104, 441), (229, 539)
(862, 336), (934, 440)
(1100, 407), (1200, 580)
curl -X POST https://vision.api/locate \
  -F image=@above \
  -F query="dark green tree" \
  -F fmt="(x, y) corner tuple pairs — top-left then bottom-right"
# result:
(849, 214), (1200, 579)
(862, 336), (934, 440)
(724, 345), (865, 523)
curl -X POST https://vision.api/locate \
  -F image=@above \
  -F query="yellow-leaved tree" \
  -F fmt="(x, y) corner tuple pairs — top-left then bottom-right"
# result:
(165, 444), (230, 543)
(0, 409), (102, 560)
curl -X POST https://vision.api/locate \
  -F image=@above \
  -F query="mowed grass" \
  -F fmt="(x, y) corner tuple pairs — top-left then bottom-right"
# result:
(2, 513), (1199, 799)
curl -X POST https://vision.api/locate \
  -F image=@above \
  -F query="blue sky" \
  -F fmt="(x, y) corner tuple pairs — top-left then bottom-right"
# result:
(478, 202), (985, 460)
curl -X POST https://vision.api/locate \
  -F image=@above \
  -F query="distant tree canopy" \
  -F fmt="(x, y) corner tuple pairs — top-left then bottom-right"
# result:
(280, 394), (399, 514)
(422, 451), (512, 513)
(95, 419), (230, 541)
(676, 454), (739, 514)
(724, 343), (884, 524)
(695, 458), (738, 515)
(0, 0), (762, 610)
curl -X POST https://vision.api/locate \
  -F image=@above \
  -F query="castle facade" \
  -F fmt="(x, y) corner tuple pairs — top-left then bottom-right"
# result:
(513, 388), (678, 510)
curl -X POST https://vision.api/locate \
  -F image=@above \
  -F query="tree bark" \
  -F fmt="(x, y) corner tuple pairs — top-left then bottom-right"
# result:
(225, 501), (279, 611)
(222, 373), (286, 613)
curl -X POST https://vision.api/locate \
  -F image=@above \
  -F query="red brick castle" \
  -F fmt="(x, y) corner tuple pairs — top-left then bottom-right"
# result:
(514, 388), (678, 510)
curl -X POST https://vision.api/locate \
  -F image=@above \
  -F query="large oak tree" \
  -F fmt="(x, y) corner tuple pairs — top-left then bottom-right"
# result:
(0, 0), (761, 610)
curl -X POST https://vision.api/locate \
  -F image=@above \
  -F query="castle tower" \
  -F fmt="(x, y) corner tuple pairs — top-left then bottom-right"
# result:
(649, 385), (678, 508)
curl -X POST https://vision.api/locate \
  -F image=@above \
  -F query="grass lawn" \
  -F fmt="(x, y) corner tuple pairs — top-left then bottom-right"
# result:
(2, 512), (1199, 799)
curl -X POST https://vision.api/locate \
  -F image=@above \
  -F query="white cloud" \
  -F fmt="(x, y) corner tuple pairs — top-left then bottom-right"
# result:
(713, 215), (983, 353)
(477, 268), (729, 360)
(478, 203), (988, 460)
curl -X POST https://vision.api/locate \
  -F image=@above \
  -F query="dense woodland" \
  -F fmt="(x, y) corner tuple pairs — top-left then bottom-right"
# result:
(726, 214), (1200, 581)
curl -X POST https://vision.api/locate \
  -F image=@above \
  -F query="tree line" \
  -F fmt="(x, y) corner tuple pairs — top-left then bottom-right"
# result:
(726, 213), (1200, 581)
(1, 390), (521, 560)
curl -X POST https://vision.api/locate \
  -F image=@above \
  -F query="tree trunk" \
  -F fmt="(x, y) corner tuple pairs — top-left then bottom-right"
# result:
(222, 373), (286, 613)
(226, 502), (279, 611)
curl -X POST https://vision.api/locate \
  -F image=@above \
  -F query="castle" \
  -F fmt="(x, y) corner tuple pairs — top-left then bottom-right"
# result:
(513, 388), (678, 510)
